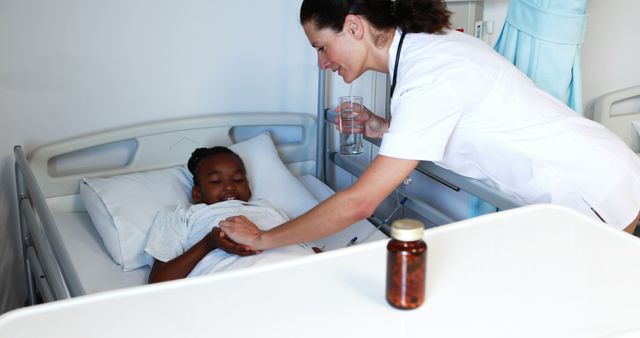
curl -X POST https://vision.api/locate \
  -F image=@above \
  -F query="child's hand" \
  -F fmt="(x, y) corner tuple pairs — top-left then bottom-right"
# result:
(208, 227), (261, 256)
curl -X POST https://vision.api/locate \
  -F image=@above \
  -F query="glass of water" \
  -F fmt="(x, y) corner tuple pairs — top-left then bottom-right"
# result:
(338, 96), (364, 155)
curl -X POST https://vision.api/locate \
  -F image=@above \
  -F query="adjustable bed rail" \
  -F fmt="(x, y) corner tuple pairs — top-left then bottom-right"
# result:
(15, 145), (84, 303)
(593, 84), (640, 153)
(319, 109), (524, 231)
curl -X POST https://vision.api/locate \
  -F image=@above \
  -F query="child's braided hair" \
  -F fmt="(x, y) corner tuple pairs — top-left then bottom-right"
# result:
(187, 146), (246, 185)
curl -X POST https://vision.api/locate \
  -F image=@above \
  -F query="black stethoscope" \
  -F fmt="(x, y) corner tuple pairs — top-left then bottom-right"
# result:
(389, 31), (406, 100)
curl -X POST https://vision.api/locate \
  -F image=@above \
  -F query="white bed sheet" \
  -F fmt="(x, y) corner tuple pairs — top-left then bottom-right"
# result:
(52, 212), (149, 294)
(299, 175), (388, 250)
(51, 174), (387, 295)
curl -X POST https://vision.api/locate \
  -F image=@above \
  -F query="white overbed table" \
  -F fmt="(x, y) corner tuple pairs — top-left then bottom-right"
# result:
(2, 204), (640, 337)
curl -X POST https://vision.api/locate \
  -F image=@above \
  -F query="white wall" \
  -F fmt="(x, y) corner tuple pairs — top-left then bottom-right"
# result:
(482, 0), (509, 46)
(0, 0), (317, 314)
(582, 0), (640, 116)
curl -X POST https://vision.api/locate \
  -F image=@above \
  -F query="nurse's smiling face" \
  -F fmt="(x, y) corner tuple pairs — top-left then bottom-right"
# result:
(303, 17), (367, 84)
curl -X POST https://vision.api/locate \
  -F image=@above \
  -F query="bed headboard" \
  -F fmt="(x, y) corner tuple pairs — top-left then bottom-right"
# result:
(593, 85), (640, 152)
(27, 113), (316, 209)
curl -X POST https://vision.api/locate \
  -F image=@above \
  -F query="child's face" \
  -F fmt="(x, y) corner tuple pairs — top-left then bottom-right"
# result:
(192, 153), (252, 204)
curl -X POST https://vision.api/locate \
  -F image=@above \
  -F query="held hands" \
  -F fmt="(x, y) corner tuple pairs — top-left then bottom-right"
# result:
(208, 226), (261, 256)
(335, 102), (388, 139)
(219, 215), (264, 249)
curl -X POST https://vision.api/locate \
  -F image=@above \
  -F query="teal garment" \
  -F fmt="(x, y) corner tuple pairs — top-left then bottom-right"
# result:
(494, 0), (590, 113)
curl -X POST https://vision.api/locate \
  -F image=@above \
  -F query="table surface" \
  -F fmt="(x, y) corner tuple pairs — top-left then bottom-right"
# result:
(2, 204), (640, 338)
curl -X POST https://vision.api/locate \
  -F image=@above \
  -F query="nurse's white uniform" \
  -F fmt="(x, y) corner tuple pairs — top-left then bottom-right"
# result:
(379, 29), (640, 230)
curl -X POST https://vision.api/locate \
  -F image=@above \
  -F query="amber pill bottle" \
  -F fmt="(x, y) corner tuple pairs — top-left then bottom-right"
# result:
(386, 219), (427, 310)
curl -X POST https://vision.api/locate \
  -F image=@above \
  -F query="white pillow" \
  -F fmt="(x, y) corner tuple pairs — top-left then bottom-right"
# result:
(80, 132), (317, 271)
(228, 132), (317, 219)
(80, 166), (193, 271)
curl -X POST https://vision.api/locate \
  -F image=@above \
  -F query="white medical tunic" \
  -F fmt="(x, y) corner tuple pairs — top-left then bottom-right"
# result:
(380, 29), (640, 229)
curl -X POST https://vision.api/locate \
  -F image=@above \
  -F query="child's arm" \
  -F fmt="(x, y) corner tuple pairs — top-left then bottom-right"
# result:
(148, 227), (258, 283)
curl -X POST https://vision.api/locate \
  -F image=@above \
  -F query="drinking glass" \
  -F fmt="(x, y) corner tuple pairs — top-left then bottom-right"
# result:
(338, 96), (364, 155)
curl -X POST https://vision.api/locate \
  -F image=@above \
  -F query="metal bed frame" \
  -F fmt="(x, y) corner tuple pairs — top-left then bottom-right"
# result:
(15, 145), (76, 303)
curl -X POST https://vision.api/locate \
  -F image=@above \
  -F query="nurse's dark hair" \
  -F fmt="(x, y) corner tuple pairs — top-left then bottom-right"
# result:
(300, 0), (451, 34)
(187, 146), (246, 186)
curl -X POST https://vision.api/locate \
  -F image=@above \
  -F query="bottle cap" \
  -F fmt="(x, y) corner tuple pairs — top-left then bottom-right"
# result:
(390, 219), (424, 242)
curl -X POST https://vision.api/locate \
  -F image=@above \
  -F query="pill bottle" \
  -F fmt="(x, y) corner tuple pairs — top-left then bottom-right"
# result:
(386, 219), (427, 310)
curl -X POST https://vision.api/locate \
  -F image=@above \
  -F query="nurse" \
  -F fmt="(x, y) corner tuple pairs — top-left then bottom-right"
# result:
(221, 0), (640, 248)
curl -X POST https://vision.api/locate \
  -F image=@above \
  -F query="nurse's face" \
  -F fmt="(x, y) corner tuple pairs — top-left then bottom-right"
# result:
(303, 20), (366, 84)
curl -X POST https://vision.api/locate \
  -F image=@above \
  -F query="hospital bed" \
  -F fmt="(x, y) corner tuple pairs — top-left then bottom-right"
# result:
(593, 84), (640, 154)
(14, 112), (390, 304)
(14, 82), (525, 307)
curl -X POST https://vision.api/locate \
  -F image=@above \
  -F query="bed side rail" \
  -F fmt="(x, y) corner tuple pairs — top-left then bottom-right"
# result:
(593, 85), (640, 152)
(15, 145), (86, 302)
(323, 109), (523, 227)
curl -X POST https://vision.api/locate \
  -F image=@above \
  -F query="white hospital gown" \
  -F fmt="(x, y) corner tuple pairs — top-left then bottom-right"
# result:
(144, 199), (313, 276)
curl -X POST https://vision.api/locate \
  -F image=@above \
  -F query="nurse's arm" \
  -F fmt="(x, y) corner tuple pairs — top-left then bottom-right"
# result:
(221, 155), (419, 250)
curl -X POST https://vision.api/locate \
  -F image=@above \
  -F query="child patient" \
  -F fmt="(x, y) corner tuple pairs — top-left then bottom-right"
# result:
(145, 146), (314, 283)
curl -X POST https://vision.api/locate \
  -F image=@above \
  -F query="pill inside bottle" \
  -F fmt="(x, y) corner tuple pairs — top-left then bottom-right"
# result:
(385, 219), (427, 310)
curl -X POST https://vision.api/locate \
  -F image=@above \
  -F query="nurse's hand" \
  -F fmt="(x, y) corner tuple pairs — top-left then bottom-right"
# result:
(335, 103), (388, 139)
(219, 215), (264, 249)
(363, 111), (389, 138)
(209, 227), (261, 256)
